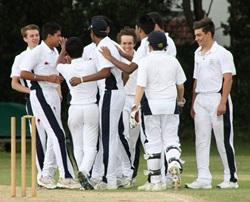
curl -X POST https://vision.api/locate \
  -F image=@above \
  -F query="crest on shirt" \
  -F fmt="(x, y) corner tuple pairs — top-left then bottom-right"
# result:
(209, 59), (214, 66)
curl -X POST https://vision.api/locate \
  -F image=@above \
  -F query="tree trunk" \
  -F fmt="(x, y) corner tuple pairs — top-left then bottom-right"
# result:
(182, 0), (194, 33)
(182, 0), (205, 33)
(193, 0), (205, 20)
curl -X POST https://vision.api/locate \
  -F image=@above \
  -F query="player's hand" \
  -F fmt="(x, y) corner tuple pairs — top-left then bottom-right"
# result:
(115, 45), (125, 57)
(130, 104), (139, 128)
(178, 98), (186, 107)
(190, 108), (195, 119)
(70, 77), (81, 86)
(217, 102), (226, 116)
(64, 55), (71, 64)
(100, 46), (112, 60)
(59, 37), (67, 52)
(47, 75), (64, 83)
(177, 98), (186, 114)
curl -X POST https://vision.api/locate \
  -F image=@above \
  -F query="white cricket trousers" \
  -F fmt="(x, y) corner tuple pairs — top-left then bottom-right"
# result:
(26, 98), (56, 180)
(92, 89), (126, 187)
(68, 104), (99, 176)
(122, 95), (140, 166)
(194, 93), (237, 184)
(142, 114), (181, 183)
(30, 89), (75, 179)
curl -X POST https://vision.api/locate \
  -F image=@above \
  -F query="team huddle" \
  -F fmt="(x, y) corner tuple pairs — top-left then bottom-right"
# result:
(10, 12), (238, 191)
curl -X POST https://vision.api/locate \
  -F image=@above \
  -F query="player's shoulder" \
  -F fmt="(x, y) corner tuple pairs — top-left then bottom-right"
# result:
(84, 42), (96, 50)
(214, 42), (233, 58)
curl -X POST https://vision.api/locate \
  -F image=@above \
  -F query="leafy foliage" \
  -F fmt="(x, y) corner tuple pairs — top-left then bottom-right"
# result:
(222, 0), (250, 131)
(1, 0), (249, 137)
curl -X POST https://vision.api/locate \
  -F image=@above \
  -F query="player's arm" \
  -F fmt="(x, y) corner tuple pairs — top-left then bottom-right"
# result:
(70, 68), (111, 86)
(217, 73), (233, 116)
(176, 84), (184, 103)
(133, 86), (145, 107)
(11, 76), (30, 94)
(190, 79), (197, 119)
(117, 47), (133, 62)
(56, 37), (67, 66)
(176, 83), (186, 108)
(129, 85), (144, 128)
(100, 46), (137, 74)
(122, 72), (129, 85)
(20, 71), (64, 84)
(56, 84), (63, 102)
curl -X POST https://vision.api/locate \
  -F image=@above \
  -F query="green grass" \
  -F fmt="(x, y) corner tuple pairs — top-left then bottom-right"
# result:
(0, 139), (249, 202)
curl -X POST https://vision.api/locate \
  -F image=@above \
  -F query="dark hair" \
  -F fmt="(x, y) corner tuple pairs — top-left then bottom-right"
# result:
(66, 37), (84, 58)
(117, 26), (137, 45)
(193, 17), (215, 37)
(21, 24), (40, 38)
(42, 22), (61, 40)
(147, 12), (164, 30)
(136, 14), (155, 35)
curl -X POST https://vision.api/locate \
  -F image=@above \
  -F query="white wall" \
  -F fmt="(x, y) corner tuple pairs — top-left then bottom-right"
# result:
(202, 0), (230, 46)
(171, 0), (231, 46)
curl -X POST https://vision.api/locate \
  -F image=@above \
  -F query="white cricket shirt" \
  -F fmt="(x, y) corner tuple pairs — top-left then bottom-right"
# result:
(20, 41), (59, 90)
(95, 37), (124, 92)
(194, 41), (236, 94)
(165, 32), (177, 57)
(137, 51), (186, 114)
(10, 47), (32, 88)
(57, 58), (98, 105)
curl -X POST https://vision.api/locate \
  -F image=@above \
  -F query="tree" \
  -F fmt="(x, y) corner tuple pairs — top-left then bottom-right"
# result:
(182, 0), (214, 33)
(222, 0), (250, 132)
(0, 0), (174, 133)
(0, 0), (174, 104)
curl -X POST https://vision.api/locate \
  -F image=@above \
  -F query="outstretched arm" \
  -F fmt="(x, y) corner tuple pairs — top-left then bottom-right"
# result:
(100, 46), (137, 74)
(70, 68), (111, 86)
(20, 71), (64, 84)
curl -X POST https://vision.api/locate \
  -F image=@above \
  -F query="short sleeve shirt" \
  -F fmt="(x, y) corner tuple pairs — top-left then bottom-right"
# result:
(10, 47), (31, 88)
(95, 37), (124, 92)
(165, 33), (177, 57)
(137, 51), (186, 114)
(82, 42), (96, 61)
(57, 58), (98, 105)
(193, 41), (236, 93)
(132, 37), (149, 65)
(20, 41), (59, 90)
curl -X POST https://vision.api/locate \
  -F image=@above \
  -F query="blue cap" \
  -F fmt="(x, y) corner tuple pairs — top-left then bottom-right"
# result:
(147, 31), (167, 50)
(88, 18), (107, 37)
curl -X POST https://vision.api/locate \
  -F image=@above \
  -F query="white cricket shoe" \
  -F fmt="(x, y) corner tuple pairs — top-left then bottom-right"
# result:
(117, 176), (133, 188)
(56, 178), (81, 189)
(145, 182), (162, 191)
(137, 181), (151, 190)
(216, 181), (239, 189)
(89, 178), (102, 186)
(38, 176), (56, 189)
(185, 180), (212, 189)
(169, 165), (181, 190)
(162, 175), (173, 190)
(94, 181), (117, 190)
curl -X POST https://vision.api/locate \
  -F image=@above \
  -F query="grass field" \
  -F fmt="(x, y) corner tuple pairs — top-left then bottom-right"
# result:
(0, 138), (249, 202)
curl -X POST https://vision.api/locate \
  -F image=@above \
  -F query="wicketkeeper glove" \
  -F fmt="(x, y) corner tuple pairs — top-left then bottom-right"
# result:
(129, 104), (139, 129)
(178, 98), (186, 107)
